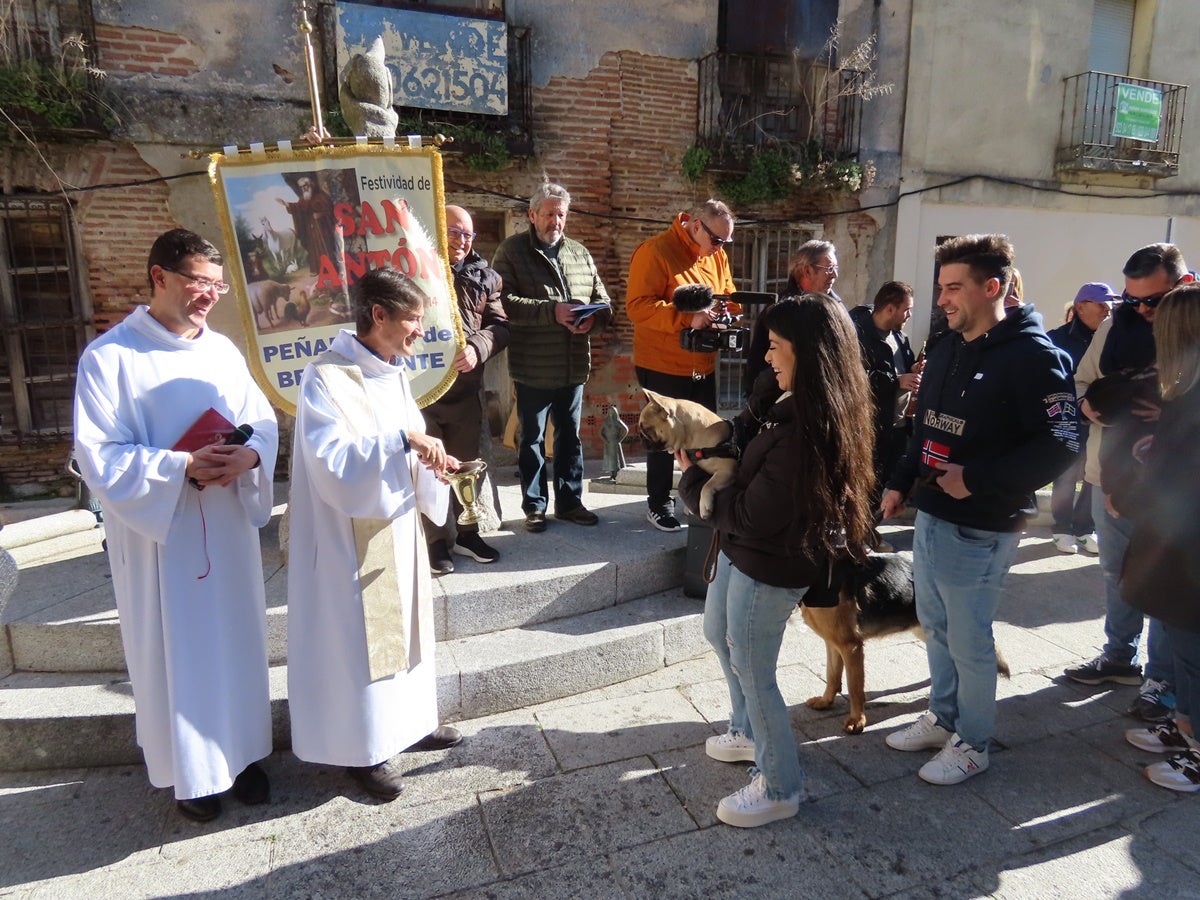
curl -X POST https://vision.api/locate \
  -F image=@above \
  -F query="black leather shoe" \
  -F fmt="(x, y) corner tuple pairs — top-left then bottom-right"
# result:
(231, 762), (270, 805)
(429, 539), (455, 576)
(408, 724), (463, 752)
(346, 759), (405, 801)
(524, 511), (547, 533)
(177, 794), (222, 822)
(554, 506), (599, 526)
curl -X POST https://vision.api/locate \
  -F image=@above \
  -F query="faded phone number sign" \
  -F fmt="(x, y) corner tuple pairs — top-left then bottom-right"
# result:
(337, 3), (508, 116)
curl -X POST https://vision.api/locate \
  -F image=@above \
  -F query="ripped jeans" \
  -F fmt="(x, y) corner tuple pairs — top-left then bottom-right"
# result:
(704, 552), (806, 799)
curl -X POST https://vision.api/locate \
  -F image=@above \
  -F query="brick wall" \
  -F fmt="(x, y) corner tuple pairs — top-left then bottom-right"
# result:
(94, 24), (204, 78)
(1, 143), (176, 496)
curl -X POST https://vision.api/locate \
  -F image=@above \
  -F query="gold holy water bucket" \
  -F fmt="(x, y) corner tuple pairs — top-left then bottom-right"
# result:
(445, 458), (487, 526)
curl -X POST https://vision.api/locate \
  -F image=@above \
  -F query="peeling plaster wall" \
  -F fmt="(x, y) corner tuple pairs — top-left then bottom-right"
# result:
(507, 0), (719, 87)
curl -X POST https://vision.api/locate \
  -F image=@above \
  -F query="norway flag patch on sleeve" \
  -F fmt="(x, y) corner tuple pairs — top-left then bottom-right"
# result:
(921, 439), (951, 468)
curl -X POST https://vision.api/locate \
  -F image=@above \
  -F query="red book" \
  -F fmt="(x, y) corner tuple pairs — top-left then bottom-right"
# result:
(171, 407), (237, 452)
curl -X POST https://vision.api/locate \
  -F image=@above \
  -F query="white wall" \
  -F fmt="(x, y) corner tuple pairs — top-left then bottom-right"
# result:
(894, 200), (1183, 345)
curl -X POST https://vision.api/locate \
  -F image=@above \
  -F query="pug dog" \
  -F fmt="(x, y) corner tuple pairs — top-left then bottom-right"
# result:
(638, 388), (735, 520)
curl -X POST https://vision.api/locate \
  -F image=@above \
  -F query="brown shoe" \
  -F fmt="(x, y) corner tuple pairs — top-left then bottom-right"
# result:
(524, 510), (547, 533)
(346, 758), (405, 801)
(176, 794), (222, 822)
(408, 724), (463, 752)
(554, 506), (599, 526)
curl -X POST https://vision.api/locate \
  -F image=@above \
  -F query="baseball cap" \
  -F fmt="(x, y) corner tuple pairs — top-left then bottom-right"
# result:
(1074, 282), (1118, 304)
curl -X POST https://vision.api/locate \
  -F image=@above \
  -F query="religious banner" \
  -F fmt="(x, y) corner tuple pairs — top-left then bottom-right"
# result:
(336, 2), (508, 116)
(209, 144), (461, 415)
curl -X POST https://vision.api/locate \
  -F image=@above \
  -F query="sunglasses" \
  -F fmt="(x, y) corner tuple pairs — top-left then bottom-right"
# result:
(699, 219), (733, 247)
(1120, 291), (1167, 308)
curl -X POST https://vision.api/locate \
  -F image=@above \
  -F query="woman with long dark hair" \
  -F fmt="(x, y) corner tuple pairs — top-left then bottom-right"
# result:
(677, 293), (875, 827)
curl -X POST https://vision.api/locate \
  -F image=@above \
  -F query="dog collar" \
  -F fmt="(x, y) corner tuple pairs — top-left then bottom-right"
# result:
(684, 444), (738, 462)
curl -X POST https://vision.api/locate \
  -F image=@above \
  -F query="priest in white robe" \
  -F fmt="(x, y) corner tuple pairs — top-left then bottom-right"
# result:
(287, 267), (459, 801)
(73, 229), (278, 822)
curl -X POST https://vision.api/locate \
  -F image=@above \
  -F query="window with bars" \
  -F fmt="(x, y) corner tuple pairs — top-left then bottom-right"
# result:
(0, 197), (91, 437)
(714, 222), (820, 412)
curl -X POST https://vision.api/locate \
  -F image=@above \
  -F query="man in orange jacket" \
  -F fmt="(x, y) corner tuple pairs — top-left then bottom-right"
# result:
(626, 199), (739, 531)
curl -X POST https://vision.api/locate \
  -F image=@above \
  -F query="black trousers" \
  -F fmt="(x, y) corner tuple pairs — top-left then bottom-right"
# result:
(636, 366), (717, 512)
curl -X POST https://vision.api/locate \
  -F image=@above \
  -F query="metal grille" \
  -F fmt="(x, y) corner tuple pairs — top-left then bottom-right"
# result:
(713, 222), (820, 412)
(1057, 71), (1186, 177)
(697, 51), (862, 163)
(0, 197), (90, 437)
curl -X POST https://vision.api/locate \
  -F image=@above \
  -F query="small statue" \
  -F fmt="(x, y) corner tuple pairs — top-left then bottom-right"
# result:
(339, 36), (399, 139)
(600, 405), (629, 481)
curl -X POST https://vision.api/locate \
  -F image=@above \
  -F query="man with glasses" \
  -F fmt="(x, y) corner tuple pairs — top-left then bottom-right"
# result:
(744, 239), (842, 391)
(73, 229), (279, 821)
(626, 199), (739, 531)
(420, 205), (509, 573)
(1065, 243), (1193, 722)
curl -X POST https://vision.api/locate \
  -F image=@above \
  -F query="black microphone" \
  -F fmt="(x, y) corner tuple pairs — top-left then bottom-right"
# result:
(227, 424), (254, 446)
(191, 424), (255, 489)
(672, 283), (715, 312)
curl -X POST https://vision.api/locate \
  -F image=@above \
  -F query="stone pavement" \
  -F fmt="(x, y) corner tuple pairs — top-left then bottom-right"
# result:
(2, 493), (1199, 897)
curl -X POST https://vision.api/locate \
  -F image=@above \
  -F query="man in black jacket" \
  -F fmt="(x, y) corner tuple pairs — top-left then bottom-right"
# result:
(850, 281), (920, 515)
(422, 206), (510, 574)
(881, 234), (1078, 785)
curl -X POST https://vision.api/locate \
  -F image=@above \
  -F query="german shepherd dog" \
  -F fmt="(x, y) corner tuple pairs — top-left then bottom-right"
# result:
(800, 551), (1010, 734)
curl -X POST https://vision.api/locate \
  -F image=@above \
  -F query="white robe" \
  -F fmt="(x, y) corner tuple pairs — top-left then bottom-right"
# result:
(73, 306), (278, 800)
(287, 329), (448, 767)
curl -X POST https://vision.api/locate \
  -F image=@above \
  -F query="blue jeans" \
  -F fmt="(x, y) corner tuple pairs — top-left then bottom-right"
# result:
(913, 512), (1020, 751)
(1162, 623), (1200, 728)
(515, 382), (584, 515)
(704, 552), (805, 800)
(1092, 489), (1173, 681)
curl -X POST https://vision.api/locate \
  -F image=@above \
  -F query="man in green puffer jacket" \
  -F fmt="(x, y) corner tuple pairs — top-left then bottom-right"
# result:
(492, 182), (612, 533)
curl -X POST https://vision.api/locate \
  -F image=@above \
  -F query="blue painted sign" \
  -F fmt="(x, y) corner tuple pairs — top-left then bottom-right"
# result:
(337, 3), (508, 116)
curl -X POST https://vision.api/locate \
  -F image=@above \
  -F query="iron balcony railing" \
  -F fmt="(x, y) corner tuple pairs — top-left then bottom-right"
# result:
(1057, 70), (1187, 178)
(697, 50), (863, 165)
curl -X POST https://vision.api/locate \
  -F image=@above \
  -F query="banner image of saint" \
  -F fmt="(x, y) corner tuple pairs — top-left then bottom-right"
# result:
(211, 146), (462, 413)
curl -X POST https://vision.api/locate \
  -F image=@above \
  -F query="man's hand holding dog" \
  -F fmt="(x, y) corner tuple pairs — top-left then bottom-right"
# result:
(674, 448), (694, 472)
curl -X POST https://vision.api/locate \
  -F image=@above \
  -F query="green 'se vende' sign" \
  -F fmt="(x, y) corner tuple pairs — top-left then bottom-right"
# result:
(1113, 84), (1162, 142)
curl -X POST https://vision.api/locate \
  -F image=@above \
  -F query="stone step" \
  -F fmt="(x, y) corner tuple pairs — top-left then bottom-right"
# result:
(2, 488), (686, 674)
(0, 590), (705, 771)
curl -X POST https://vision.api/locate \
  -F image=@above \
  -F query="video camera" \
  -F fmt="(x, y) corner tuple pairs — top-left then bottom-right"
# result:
(673, 284), (774, 353)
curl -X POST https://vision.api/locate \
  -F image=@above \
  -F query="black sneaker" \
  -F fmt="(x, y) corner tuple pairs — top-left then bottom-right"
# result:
(646, 507), (683, 532)
(1126, 678), (1175, 722)
(428, 540), (455, 576)
(1064, 655), (1143, 686)
(554, 506), (599, 526)
(453, 532), (499, 563)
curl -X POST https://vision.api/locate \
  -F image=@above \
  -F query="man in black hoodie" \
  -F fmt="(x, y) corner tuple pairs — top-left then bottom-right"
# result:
(850, 281), (920, 515)
(881, 234), (1078, 785)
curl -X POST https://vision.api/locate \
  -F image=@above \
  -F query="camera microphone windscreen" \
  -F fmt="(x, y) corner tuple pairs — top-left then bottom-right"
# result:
(672, 283), (716, 313)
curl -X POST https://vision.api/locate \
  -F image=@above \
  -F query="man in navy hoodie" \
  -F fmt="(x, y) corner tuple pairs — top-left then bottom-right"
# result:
(881, 234), (1078, 785)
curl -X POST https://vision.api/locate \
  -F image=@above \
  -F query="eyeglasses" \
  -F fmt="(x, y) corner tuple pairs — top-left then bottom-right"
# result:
(447, 226), (477, 242)
(160, 266), (230, 295)
(810, 263), (839, 276)
(699, 219), (733, 247)
(1120, 291), (1167, 308)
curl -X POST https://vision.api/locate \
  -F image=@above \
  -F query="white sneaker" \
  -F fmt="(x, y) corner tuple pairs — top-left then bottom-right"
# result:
(1125, 720), (1200, 753)
(885, 711), (953, 752)
(706, 730), (756, 763)
(1052, 533), (1078, 554)
(1143, 750), (1200, 793)
(918, 734), (989, 785)
(716, 773), (800, 828)
(1078, 533), (1100, 554)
